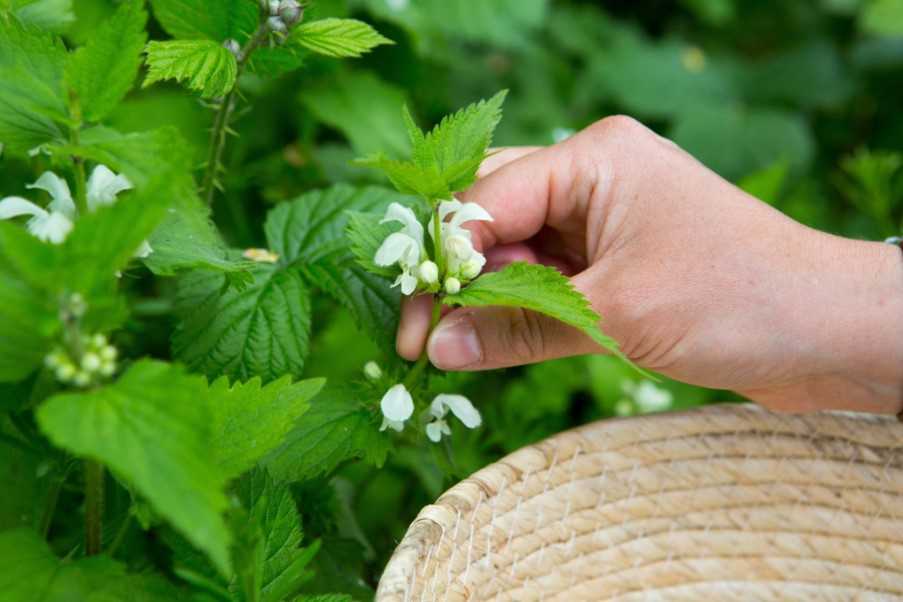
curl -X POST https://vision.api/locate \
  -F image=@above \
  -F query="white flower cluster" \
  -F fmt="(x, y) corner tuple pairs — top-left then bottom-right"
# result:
(262, 0), (303, 33)
(374, 200), (492, 296)
(0, 165), (150, 256)
(614, 381), (673, 417)
(45, 334), (118, 388)
(378, 382), (482, 443)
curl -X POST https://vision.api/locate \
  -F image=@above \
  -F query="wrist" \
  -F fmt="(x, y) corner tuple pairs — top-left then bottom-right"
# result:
(795, 232), (903, 413)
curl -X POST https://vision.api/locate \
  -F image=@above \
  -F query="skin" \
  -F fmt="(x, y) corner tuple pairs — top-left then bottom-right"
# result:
(396, 116), (903, 415)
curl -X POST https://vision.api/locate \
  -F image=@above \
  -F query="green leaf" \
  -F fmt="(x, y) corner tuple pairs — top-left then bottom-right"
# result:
(264, 387), (390, 482)
(355, 153), (449, 199)
(235, 469), (320, 602)
(0, 223), (59, 381)
(0, 527), (185, 601)
(0, 16), (68, 155)
(149, 0), (259, 42)
(36, 360), (232, 574)
(345, 210), (398, 278)
(11, 0), (75, 33)
(416, 90), (507, 193)
(142, 195), (254, 284)
(861, 0), (903, 37)
(173, 266), (312, 383)
(66, 0), (148, 122)
(290, 18), (392, 58)
(444, 262), (622, 356)
(144, 40), (238, 98)
(208, 375), (324, 479)
(301, 71), (410, 157)
(295, 595), (353, 602)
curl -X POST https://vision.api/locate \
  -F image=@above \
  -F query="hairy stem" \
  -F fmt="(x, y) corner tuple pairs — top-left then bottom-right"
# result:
(201, 23), (270, 205)
(84, 459), (104, 555)
(68, 93), (88, 216)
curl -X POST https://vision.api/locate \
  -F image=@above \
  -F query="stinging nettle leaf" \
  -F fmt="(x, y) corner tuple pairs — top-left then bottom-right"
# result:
(66, 0), (148, 122)
(264, 386), (390, 482)
(36, 360), (233, 574)
(149, 0), (259, 42)
(173, 265), (312, 384)
(444, 262), (623, 356)
(144, 39), (238, 99)
(291, 18), (393, 58)
(208, 375), (324, 480)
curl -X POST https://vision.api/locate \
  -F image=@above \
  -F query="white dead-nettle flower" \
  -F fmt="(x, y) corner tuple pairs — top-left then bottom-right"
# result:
(0, 166), (148, 255)
(379, 383), (414, 432)
(430, 199), (492, 281)
(425, 393), (482, 443)
(374, 202), (425, 295)
(618, 380), (673, 416)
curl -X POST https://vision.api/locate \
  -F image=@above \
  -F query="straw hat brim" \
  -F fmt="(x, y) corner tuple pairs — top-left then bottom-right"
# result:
(377, 403), (903, 601)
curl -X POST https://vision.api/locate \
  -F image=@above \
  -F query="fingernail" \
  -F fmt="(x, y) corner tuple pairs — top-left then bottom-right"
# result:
(428, 317), (482, 369)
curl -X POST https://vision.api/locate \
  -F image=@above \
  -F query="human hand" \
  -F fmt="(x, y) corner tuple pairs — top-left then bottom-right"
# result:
(395, 116), (903, 414)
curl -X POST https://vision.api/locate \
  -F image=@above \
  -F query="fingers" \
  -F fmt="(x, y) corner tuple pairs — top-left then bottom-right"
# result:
(477, 146), (542, 178)
(426, 272), (602, 371)
(396, 294), (433, 361)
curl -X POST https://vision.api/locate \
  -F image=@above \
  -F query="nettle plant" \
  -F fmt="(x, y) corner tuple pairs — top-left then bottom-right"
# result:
(0, 1), (623, 600)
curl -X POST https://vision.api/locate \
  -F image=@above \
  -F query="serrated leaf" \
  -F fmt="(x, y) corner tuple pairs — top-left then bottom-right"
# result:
(12, 0), (74, 33)
(144, 40), (238, 98)
(0, 527), (184, 601)
(209, 375), (324, 479)
(36, 360), (233, 574)
(0, 16), (68, 155)
(149, 0), (259, 42)
(264, 387), (390, 482)
(66, 0), (148, 122)
(345, 210), (397, 278)
(236, 469), (320, 602)
(444, 262), (622, 355)
(291, 18), (392, 58)
(355, 153), (449, 199)
(0, 223), (59, 381)
(173, 266), (312, 383)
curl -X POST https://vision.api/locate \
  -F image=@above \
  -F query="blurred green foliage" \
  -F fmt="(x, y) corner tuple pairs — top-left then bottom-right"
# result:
(3, 0), (902, 597)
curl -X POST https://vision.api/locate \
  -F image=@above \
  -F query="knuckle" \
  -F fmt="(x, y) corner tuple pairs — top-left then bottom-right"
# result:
(581, 115), (645, 142)
(503, 308), (547, 364)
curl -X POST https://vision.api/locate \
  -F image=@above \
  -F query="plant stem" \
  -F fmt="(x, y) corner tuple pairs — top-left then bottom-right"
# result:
(84, 459), (104, 555)
(106, 514), (132, 559)
(432, 203), (445, 277)
(68, 93), (88, 216)
(201, 23), (271, 205)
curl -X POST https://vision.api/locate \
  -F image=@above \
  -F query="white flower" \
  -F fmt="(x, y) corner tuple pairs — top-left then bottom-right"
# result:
(418, 260), (439, 285)
(621, 381), (673, 414)
(0, 166), (144, 252)
(379, 383), (414, 432)
(375, 203), (425, 295)
(430, 199), (492, 281)
(425, 393), (481, 443)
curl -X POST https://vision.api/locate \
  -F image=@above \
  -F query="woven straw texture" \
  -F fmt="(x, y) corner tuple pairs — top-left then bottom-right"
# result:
(376, 404), (903, 601)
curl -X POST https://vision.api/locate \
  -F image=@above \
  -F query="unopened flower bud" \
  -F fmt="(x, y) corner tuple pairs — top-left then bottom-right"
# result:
(100, 345), (118, 362)
(69, 293), (86, 318)
(267, 15), (287, 32)
(363, 361), (382, 380)
(418, 260), (439, 284)
(73, 371), (91, 387)
(267, 0), (281, 15)
(444, 277), (461, 295)
(81, 352), (101, 373)
(55, 363), (75, 381)
(279, 0), (303, 25)
(91, 334), (107, 349)
(223, 38), (241, 58)
(99, 361), (116, 377)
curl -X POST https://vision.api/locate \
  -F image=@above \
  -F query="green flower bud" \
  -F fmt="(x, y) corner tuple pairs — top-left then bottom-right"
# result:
(444, 277), (461, 295)
(81, 352), (101, 373)
(279, 0), (303, 25)
(363, 361), (382, 380)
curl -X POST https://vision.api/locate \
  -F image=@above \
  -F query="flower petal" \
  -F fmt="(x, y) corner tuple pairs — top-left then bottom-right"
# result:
(28, 212), (73, 244)
(399, 272), (418, 296)
(86, 165), (133, 211)
(0, 196), (47, 220)
(426, 420), (449, 442)
(134, 239), (154, 259)
(432, 393), (481, 428)
(437, 199), (462, 221)
(380, 383), (414, 422)
(449, 202), (493, 229)
(375, 232), (419, 267)
(381, 202), (423, 243)
(27, 172), (75, 218)
(380, 417), (405, 432)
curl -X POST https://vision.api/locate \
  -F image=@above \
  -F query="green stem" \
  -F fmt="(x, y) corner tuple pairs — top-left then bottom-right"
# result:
(84, 460), (104, 556)
(67, 94), (88, 216)
(432, 202), (445, 277)
(201, 23), (270, 205)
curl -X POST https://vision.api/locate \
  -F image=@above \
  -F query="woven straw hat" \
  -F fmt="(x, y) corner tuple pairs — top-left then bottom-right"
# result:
(376, 404), (903, 601)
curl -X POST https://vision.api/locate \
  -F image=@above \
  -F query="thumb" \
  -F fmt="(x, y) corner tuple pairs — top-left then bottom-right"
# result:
(426, 303), (601, 371)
